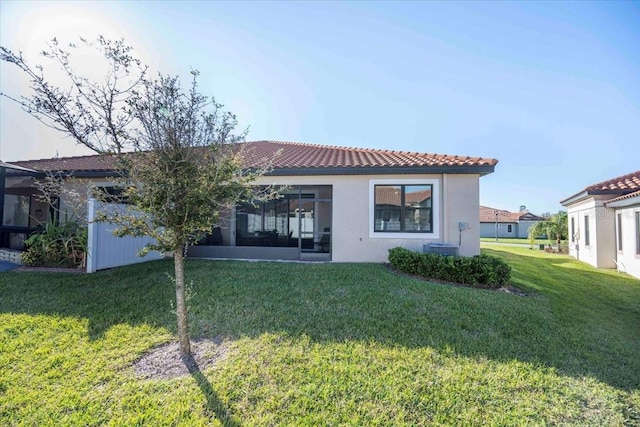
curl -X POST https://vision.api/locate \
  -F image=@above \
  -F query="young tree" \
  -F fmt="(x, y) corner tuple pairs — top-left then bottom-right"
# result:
(99, 72), (277, 358)
(4, 37), (278, 359)
(1, 36), (146, 154)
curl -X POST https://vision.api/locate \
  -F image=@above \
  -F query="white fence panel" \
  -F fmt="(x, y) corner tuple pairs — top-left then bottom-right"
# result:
(86, 199), (164, 273)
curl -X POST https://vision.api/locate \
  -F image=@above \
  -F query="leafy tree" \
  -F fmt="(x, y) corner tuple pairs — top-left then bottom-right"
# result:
(528, 211), (568, 247)
(103, 72), (277, 357)
(3, 37), (277, 359)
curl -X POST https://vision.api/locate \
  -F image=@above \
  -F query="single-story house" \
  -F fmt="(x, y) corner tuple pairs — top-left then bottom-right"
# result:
(560, 170), (640, 280)
(479, 205), (544, 239)
(1, 140), (497, 263)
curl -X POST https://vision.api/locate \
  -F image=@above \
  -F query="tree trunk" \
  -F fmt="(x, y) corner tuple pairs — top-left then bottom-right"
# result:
(174, 246), (191, 357)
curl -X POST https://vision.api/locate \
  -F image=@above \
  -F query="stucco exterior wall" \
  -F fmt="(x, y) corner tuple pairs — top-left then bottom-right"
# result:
(49, 173), (482, 264)
(566, 196), (616, 269)
(517, 220), (538, 239)
(443, 174), (480, 256)
(480, 220), (538, 239)
(479, 222), (517, 239)
(256, 173), (482, 262)
(614, 204), (640, 280)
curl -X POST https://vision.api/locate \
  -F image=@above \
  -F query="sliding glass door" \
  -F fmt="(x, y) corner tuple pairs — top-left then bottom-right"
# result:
(234, 185), (332, 260)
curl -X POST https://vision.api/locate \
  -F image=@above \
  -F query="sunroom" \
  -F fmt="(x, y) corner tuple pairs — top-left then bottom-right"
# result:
(189, 185), (333, 261)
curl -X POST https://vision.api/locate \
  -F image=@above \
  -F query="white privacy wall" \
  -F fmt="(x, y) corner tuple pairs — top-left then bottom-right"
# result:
(86, 199), (164, 273)
(613, 203), (640, 280)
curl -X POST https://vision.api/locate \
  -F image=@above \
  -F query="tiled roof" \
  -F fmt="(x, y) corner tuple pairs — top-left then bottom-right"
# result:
(9, 140), (498, 174)
(604, 189), (640, 205)
(479, 205), (543, 223)
(10, 154), (119, 172)
(561, 170), (640, 205)
(241, 140), (498, 169)
(583, 170), (640, 192)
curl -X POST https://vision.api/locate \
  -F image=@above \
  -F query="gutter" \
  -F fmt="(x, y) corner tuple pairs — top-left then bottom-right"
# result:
(560, 189), (630, 207)
(604, 194), (640, 208)
(261, 165), (497, 177)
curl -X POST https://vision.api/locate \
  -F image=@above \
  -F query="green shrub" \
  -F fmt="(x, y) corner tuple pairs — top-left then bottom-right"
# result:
(388, 247), (511, 288)
(22, 217), (87, 268)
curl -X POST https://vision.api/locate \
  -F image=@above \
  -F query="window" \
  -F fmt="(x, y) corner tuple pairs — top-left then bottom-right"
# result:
(2, 194), (30, 227)
(374, 184), (433, 233)
(507, 224), (513, 233)
(369, 179), (440, 239)
(636, 212), (640, 255)
(95, 186), (129, 204)
(570, 217), (575, 243)
(617, 213), (622, 251)
(584, 215), (590, 246)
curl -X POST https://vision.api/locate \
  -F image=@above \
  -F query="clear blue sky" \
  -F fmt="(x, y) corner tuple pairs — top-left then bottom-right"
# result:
(1, 1), (639, 214)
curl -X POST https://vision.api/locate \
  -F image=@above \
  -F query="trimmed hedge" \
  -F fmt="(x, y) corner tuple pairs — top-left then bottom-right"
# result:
(388, 247), (511, 288)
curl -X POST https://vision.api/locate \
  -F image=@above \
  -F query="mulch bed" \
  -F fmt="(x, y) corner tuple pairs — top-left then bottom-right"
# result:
(133, 336), (231, 380)
(385, 264), (530, 296)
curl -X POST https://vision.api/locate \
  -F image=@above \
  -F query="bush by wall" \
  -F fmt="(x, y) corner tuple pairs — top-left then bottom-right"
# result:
(22, 218), (87, 268)
(388, 247), (511, 288)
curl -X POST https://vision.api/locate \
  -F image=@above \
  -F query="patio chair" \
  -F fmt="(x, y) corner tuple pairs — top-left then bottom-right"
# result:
(320, 227), (331, 253)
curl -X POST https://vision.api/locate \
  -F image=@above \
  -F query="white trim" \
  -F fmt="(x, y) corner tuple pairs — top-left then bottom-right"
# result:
(442, 175), (448, 244)
(86, 198), (98, 273)
(368, 178), (440, 239)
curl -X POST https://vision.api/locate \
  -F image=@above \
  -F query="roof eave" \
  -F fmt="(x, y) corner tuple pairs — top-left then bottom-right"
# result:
(7, 163), (497, 179)
(560, 189), (630, 206)
(604, 195), (640, 208)
(263, 164), (497, 177)
(0, 162), (38, 174)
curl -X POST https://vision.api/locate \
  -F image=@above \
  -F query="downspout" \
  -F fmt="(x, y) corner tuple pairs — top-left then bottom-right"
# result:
(442, 174), (448, 244)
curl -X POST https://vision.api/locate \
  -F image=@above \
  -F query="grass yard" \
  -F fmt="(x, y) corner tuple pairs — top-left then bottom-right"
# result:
(480, 237), (568, 246)
(1, 245), (639, 426)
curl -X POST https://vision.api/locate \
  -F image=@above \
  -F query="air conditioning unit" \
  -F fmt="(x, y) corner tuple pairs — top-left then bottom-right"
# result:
(423, 243), (459, 256)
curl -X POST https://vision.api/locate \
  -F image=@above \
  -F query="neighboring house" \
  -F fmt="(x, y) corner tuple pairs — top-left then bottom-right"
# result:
(1, 140), (497, 263)
(479, 205), (544, 239)
(560, 170), (640, 280)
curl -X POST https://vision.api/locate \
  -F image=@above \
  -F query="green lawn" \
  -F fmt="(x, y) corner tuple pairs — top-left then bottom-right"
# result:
(1, 246), (638, 426)
(480, 237), (568, 246)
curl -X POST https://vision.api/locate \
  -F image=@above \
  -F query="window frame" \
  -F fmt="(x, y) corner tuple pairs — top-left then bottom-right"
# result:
(584, 215), (590, 247)
(570, 217), (575, 243)
(635, 211), (640, 256)
(369, 179), (440, 239)
(617, 213), (622, 252)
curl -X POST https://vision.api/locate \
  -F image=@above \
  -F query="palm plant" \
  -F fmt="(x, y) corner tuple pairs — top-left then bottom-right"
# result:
(528, 211), (568, 248)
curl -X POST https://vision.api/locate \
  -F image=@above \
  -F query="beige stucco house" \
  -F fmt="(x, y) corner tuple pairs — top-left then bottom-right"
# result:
(560, 170), (640, 280)
(2, 141), (498, 263)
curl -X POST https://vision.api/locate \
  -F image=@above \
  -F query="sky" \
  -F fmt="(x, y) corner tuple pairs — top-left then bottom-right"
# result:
(1, 1), (639, 215)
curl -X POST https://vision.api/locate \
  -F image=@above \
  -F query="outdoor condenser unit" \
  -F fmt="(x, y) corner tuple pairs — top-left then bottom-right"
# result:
(423, 243), (459, 256)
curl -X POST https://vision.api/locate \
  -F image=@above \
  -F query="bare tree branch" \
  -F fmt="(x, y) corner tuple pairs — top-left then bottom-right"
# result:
(1, 36), (147, 154)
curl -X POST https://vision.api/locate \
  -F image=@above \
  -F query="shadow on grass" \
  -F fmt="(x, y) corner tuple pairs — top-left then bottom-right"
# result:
(1, 253), (639, 392)
(182, 354), (240, 427)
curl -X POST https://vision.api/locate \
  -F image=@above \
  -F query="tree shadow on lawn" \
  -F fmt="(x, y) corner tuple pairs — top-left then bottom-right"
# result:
(1, 255), (639, 392)
(183, 354), (240, 427)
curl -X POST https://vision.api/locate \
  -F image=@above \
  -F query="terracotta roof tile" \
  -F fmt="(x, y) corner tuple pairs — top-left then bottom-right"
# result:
(10, 154), (119, 172)
(604, 189), (640, 205)
(479, 205), (543, 223)
(584, 170), (640, 192)
(561, 170), (640, 205)
(10, 140), (498, 174)
(241, 140), (498, 170)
